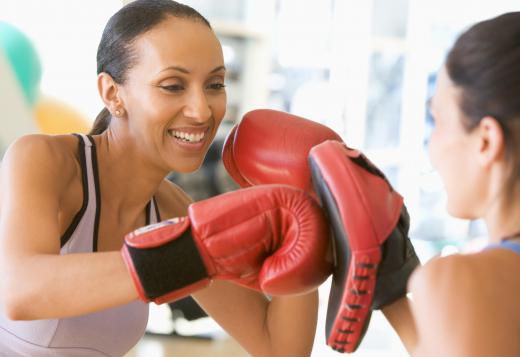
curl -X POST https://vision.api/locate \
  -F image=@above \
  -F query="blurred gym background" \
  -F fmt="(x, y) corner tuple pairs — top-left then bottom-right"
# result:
(1, 0), (518, 356)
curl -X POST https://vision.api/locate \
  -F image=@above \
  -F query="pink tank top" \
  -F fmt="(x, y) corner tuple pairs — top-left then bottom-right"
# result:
(0, 134), (160, 356)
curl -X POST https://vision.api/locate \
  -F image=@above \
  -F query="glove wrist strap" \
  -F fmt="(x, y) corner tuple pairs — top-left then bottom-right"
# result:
(123, 228), (209, 304)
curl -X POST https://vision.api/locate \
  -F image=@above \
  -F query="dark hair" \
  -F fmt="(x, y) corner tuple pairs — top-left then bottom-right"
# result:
(90, 0), (211, 135)
(446, 12), (520, 197)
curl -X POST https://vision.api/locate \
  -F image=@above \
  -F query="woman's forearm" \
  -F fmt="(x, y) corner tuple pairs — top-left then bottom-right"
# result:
(265, 290), (319, 357)
(1, 252), (137, 320)
(381, 296), (417, 355)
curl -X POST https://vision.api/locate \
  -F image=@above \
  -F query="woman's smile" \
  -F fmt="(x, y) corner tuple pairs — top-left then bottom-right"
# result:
(167, 126), (210, 151)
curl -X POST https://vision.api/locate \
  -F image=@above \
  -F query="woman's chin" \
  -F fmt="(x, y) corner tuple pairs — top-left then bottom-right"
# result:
(446, 205), (478, 221)
(170, 159), (205, 174)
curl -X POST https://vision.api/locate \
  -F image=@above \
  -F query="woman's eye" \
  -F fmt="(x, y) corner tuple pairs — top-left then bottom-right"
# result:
(208, 83), (226, 91)
(160, 84), (184, 92)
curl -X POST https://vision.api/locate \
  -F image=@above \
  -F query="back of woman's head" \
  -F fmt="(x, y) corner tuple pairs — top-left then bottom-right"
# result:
(90, 0), (210, 135)
(446, 12), (520, 196)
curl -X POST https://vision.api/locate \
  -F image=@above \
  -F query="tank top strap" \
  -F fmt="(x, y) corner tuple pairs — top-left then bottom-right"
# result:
(486, 240), (520, 255)
(148, 196), (161, 224)
(60, 134), (101, 252)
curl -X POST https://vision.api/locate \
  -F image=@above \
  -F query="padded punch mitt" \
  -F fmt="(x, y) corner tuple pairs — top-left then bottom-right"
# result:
(308, 140), (419, 353)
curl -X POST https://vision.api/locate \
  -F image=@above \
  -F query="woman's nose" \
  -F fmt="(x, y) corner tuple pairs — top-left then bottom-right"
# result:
(183, 88), (211, 122)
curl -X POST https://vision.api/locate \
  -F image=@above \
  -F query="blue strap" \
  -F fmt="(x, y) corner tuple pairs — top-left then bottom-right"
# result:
(486, 241), (520, 255)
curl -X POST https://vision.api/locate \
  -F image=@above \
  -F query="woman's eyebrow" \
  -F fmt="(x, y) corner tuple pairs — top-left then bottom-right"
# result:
(159, 65), (189, 74)
(210, 65), (226, 73)
(159, 65), (226, 74)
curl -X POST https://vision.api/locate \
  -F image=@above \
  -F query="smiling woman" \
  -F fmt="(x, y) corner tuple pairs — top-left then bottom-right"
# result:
(94, 8), (227, 173)
(0, 1), (331, 356)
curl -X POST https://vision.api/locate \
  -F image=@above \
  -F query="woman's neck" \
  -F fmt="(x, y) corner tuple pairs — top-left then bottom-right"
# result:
(484, 192), (520, 243)
(92, 131), (168, 211)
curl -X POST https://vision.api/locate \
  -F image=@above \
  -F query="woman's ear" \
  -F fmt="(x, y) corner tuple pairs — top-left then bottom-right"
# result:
(477, 116), (505, 167)
(97, 72), (125, 117)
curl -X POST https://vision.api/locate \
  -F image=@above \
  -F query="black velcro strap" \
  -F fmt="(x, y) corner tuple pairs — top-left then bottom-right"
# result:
(125, 228), (209, 300)
(372, 207), (420, 309)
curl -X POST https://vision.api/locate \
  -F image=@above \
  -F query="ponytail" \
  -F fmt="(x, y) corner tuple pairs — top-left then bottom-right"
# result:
(89, 108), (112, 135)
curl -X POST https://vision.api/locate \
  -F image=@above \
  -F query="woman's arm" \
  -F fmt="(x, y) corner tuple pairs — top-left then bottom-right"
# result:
(194, 282), (318, 357)
(380, 295), (417, 354)
(0, 135), (138, 320)
(159, 182), (319, 357)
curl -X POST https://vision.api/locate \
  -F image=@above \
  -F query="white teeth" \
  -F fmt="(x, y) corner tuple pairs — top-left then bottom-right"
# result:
(169, 130), (205, 143)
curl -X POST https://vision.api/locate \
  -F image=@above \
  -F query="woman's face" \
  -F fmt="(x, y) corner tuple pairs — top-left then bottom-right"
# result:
(428, 66), (487, 219)
(120, 17), (226, 173)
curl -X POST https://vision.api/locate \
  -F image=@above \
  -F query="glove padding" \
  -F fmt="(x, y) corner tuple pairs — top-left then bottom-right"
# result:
(121, 185), (332, 304)
(308, 140), (420, 353)
(222, 109), (342, 195)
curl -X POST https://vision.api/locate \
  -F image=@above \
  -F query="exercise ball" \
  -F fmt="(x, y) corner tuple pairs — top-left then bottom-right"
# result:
(34, 96), (91, 134)
(0, 21), (42, 106)
(0, 50), (38, 155)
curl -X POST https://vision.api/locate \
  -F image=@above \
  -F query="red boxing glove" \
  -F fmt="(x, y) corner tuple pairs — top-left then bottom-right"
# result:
(223, 109), (419, 353)
(222, 109), (342, 195)
(121, 185), (331, 304)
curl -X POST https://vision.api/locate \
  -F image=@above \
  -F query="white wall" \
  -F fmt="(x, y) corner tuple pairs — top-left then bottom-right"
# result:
(0, 0), (123, 123)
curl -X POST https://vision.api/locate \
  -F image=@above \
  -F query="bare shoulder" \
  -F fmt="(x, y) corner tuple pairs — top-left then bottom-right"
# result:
(470, 247), (520, 306)
(154, 178), (193, 218)
(409, 253), (474, 297)
(1, 134), (79, 189)
(0, 135), (82, 253)
(6, 133), (74, 153)
(410, 250), (519, 303)
(409, 252), (501, 318)
(409, 251), (520, 356)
